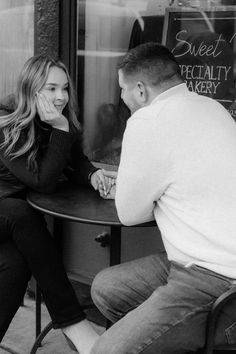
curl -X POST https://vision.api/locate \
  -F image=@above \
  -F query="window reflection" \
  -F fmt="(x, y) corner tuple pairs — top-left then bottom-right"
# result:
(77, 0), (235, 165)
(0, 0), (33, 98)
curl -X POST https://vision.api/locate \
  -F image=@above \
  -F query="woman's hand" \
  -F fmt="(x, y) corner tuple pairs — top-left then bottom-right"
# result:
(36, 92), (69, 132)
(101, 184), (116, 199)
(90, 169), (117, 199)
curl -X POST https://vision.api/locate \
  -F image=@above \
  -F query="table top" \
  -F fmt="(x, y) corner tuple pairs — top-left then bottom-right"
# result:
(27, 181), (122, 226)
(27, 182), (156, 228)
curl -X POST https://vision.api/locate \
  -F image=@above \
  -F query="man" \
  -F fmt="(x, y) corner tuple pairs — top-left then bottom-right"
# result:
(91, 42), (236, 354)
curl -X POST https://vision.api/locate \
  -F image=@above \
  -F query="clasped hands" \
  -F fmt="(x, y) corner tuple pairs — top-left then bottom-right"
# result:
(90, 169), (117, 199)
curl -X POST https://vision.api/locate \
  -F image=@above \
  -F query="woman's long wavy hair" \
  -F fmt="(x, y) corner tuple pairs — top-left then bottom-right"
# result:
(0, 54), (80, 170)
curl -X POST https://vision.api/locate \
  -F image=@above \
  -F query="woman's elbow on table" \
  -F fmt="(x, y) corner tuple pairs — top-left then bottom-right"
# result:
(35, 185), (56, 194)
(28, 179), (57, 194)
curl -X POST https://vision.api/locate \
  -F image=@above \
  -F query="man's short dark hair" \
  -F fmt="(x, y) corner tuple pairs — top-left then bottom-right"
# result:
(118, 42), (182, 86)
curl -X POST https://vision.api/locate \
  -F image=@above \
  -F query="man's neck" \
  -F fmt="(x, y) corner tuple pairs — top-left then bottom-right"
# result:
(147, 79), (184, 105)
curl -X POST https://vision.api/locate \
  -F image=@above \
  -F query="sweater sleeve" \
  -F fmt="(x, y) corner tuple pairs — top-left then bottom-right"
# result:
(115, 112), (171, 226)
(0, 128), (73, 193)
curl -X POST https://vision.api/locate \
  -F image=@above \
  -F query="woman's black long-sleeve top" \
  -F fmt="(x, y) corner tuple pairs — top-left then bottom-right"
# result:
(0, 98), (97, 198)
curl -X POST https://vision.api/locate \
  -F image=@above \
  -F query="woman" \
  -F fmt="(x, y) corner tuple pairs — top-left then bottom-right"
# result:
(0, 54), (114, 354)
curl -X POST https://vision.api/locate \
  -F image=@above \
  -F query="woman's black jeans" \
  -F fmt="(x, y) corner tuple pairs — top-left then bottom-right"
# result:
(0, 197), (85, 342)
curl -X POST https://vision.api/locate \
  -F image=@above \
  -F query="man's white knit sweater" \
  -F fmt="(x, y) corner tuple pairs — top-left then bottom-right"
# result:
(116, 83), (236, 278)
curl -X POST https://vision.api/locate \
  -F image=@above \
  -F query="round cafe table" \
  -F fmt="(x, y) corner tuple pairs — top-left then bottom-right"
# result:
(27, 181), (124, 265)
(27, 181), (156, 353)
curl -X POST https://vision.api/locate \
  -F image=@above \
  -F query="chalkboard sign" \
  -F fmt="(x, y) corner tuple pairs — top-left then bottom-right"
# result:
(162, 6), (236, 118)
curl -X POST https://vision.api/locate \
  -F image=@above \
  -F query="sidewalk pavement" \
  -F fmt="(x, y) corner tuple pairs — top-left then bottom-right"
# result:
(0, 294), (105, 354)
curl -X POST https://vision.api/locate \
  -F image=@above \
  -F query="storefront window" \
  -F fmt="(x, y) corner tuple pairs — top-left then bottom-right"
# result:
(77, 0), (236, 165)
(0, 0), (34, 99)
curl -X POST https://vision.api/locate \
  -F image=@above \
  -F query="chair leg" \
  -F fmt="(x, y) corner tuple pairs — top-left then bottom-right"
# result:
(30, 321), (53, 354)
(31, 283), (54, 353)
(35, 283), (41, 338)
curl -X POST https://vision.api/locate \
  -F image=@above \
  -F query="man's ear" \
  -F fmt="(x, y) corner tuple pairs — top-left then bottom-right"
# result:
(136, 81), (148, 103)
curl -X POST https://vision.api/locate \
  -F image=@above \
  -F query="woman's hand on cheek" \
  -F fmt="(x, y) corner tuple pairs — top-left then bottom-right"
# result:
(36, 92), (69, 132)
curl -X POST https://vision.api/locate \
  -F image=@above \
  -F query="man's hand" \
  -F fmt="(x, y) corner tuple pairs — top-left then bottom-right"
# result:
(101, 184), (116, 199)
(90, 169), (117, 199)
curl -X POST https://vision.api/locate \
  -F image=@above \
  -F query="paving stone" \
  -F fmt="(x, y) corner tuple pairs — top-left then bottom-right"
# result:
(1, 295), (104, 354)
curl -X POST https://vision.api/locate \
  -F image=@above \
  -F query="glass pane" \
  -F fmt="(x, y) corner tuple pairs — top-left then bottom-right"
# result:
(77, 0), (168, 165)
(0, 0), (34, 98)
(163, 1), (236, 115)
(77, 0), (235, 165)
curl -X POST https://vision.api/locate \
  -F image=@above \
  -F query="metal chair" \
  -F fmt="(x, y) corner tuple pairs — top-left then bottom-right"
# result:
(204, 287), (236, 354)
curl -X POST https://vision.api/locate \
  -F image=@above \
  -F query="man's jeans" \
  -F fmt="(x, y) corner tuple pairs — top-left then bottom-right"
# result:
(91, 251), (236, 354)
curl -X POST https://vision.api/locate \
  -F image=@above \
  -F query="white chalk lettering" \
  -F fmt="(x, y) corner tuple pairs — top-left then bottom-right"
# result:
(186, 80), (221, 95)
(211, 81), (221, 94)
(216, 66), (231, 81)
(180, 65), (231, 82)
(229, 33), (236, 43)
(173, 30), (224, 58)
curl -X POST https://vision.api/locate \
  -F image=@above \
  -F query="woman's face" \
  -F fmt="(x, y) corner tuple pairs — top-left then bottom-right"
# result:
(39, 66), (69, 113)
